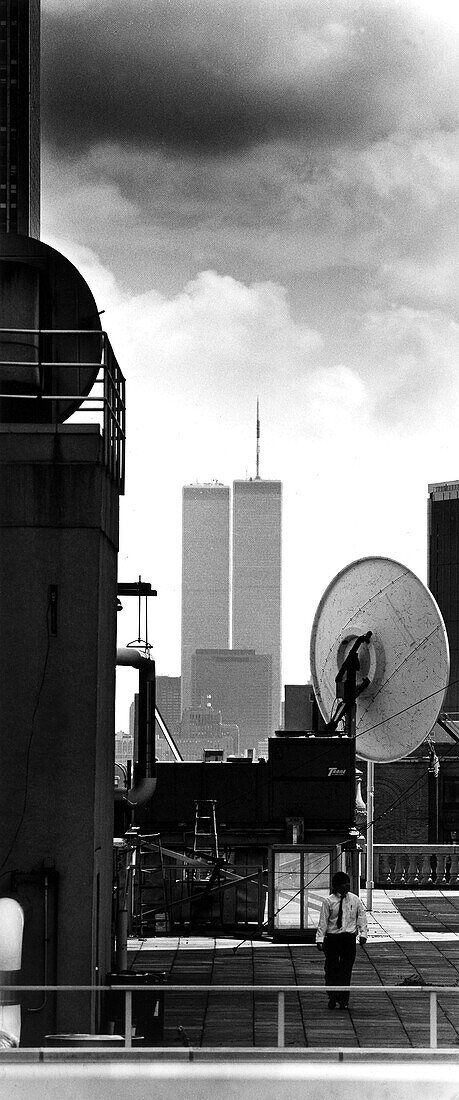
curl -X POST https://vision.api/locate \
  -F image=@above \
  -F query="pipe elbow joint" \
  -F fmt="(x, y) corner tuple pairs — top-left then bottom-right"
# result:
(126, 777), (157, 807)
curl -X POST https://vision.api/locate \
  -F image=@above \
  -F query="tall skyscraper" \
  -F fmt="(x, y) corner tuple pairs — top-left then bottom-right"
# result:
(232, 478), (282, 729)
(191, 647), (272, 754)
(0, 0), (40, 237)
(428, 480), (459, 715)
(181, 483), (230, 710)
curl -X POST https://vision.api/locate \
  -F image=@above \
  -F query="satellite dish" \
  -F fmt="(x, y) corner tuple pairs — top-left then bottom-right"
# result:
(310, 556), (449, 762)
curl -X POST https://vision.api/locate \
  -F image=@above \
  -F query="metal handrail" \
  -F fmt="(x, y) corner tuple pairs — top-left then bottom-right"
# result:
(0, 327), (126, 493)
(2, 982), (458, 1051)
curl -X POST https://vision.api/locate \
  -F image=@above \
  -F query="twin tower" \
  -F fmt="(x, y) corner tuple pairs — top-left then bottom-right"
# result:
(181, 478), (282, 738)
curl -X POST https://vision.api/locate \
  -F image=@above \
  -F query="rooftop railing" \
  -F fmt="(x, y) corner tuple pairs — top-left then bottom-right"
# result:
(0, 328), (126, 493)
(3, 982), (459, 1052)
(373, 845), (459, 887)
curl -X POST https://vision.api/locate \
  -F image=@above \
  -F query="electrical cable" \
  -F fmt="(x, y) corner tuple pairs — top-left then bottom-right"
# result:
(175, 673), (457, 825)
(138, 676), (459, 952)
(163, 700), (459, 952)
(232, 733), (459, 950)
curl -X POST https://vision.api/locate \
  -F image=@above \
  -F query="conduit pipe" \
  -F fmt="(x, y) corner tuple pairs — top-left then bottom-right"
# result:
(116, 648), (157, 806)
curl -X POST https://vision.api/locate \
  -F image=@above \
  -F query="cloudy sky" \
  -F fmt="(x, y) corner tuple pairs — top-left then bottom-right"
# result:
(40, 0), (459, 728)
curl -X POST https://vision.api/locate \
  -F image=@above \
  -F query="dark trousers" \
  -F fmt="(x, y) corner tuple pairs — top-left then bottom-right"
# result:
(323, 933), (356, 1006)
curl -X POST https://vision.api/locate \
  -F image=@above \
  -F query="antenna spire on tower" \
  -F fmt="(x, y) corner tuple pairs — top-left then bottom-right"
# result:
(256, 397), (261, 479)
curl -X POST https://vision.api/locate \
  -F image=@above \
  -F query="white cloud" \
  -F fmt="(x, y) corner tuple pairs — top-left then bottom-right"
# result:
(350, 306), (459, 427)
(42, 237), (459, 716)
(378, 256), (459, 308)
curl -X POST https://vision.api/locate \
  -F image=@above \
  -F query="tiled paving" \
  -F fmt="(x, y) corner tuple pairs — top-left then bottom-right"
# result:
(393, 892), (459, 934)
(127, 890), (459, 1049)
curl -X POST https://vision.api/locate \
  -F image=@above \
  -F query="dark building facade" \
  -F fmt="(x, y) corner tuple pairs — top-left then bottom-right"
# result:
(359, 739), (459, 844)
(0, 0), (40, 237)
(428, 480), (459, 715)
(0, 0), (127, 1043)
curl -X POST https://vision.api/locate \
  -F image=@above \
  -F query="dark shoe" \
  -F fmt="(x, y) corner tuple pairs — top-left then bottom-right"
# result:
(327, 998), (336, 1010)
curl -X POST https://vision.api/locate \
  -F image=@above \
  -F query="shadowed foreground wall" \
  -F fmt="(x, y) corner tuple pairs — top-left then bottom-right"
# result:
(0, 425), (119, 1043)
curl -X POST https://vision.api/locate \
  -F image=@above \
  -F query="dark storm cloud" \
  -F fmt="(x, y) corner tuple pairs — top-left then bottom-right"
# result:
(42, 0), (456, 157)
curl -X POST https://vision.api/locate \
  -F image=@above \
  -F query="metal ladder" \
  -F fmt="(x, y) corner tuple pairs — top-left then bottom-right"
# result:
(138, 832), (170, 934)
(193, 800), (219, 881)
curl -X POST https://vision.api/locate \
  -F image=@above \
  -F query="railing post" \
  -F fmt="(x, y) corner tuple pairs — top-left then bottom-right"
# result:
(124, 989), (132, 1049)
(366, 760), (374, 909)
(429, 991), (437, 1049)
(277, 991), (285, 1048)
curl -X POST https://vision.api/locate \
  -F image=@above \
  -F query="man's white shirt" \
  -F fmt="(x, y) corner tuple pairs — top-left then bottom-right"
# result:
(315, 891), (368, 943)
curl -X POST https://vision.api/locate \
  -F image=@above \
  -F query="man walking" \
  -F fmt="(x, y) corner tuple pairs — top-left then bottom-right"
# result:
(316, 870), (368, 1010)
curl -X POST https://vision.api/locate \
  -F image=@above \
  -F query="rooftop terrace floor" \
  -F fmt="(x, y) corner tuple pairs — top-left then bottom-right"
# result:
(125, 889), (459, 1050)
(4, 889), (459, 1100)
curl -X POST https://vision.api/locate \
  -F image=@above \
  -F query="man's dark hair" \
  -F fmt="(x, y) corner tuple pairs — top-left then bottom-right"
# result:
(331, 871), (350, 891)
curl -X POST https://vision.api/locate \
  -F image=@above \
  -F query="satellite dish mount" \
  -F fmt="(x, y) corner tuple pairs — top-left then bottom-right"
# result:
(327, 631), (373, 737)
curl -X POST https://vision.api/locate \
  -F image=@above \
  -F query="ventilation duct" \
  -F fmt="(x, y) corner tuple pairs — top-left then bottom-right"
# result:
(116, 648), (156, 806)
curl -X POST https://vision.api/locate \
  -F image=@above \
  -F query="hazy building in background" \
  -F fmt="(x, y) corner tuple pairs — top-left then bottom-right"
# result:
(232, 479), (282, 730)
(181, 483), (230, 711)
(428, 480), (459, 716)
(179, 703), (239, 761)
(129, 695), (138, 739)
(115, 730), (133, 767)
(156, 674), (181, 734)
(192, 647), (272, 755)
(0, 0), (40, 237)
(154, 675), (182, 761)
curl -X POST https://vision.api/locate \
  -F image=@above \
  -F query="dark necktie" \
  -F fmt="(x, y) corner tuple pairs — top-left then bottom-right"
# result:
(337, 895), (344, 929)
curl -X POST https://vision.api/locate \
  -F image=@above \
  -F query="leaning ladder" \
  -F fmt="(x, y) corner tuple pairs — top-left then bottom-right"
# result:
(137, 832), (169, 935)
(193, 799), (219, 881)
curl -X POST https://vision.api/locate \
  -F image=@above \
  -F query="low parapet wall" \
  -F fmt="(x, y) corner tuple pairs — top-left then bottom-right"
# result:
(0, 1054), (459, 1100)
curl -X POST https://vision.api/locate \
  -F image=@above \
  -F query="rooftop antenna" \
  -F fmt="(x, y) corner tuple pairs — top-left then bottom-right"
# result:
(255, 397), (261, 480)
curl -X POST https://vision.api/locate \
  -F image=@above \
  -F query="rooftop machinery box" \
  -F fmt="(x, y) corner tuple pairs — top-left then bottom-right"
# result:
(268, 735), (356, 830)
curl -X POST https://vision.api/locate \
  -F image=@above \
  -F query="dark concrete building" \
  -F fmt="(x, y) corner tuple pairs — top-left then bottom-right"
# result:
(0, 0), (127, 1044)
(0, 0), (40, 237)
(428, 480), (459, 716)
(359, 735), (459, 844)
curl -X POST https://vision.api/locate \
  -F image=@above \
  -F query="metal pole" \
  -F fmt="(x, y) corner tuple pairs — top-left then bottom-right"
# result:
(124, 990), (132, 1049)
(277, 991), (285, 1048)
(430, 991), (437, 1049)
(115, 908), (128, 972)
(366, 760), (374, 911)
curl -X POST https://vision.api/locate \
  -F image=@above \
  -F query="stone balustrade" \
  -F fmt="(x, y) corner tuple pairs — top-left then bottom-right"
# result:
(373, 845), (459, 887)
